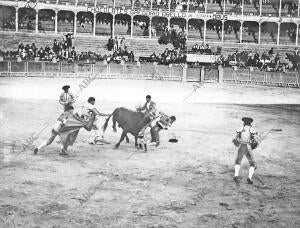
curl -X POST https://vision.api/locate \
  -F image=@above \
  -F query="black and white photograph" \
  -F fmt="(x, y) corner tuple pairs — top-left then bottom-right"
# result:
(0, 0), (299, 227)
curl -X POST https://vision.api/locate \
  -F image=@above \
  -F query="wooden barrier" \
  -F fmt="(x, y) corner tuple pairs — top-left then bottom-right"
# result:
(0, 61), (9, 77)
(282, 72), (299, 87)
(223, 67), (235, 82)
(186, 67), (201, 82)
(203, 66), (219, 82)
(123, 64), (141, 79)
(234, 69), (251, 83)
(250, 71), (266, 84)
(265, 72), (282, 86)
(0, 61), (298, 87)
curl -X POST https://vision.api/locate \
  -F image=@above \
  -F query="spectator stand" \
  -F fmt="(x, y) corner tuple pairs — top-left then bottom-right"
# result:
(0, 1), (299, 46)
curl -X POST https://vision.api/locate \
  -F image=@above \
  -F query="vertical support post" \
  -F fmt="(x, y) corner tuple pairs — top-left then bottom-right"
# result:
(93, 13), (96, 36)
(205, 0), (208, 13)
(74, 12), (77, 35)
(241, 0), (244, 15)
(186, 0), (190, 37)
(35, 10), (39, 33)
(296, 23), (299, 46)
(25, 61), (28, 77)
(204, 20), (207, 42)
(186, 19), (189, 37)
(279, 0), (282, 17)
(8, 61), (11, 77)
(15, 8), (18, 32)
(200, 66), (204, 82)
(167, 18), (170, 31)
(149, 17), (152, 38)
(112, 14), (115, 37)
(258, 22), (261, 44)
(240, 21), (243, 43)
(298, 0), (300, 17)
(223, 0), (226, 15)
(259, 0), (262, 16)
(130, 15), (133, 38)
(277, 22), (280, 45)
(182, 64), (187, 82)
(221, 20), (224, 42)
(55, 10), (58, 34)
(218, 65), (223, 84)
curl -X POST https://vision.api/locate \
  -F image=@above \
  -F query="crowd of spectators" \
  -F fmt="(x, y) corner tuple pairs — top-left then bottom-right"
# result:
(106, 36), (135, 63)
(158, 29), (186, 50)
(134, 0), (151, 8)
(133, 0), (298, 16)
(140, 48), (186, 64)
(0, 34), (135, 64)
(223, 47), (300, 72)
(191, 42), (216, 55)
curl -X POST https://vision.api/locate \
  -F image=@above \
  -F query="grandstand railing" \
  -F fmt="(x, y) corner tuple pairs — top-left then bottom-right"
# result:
(0, 61), (299, 88)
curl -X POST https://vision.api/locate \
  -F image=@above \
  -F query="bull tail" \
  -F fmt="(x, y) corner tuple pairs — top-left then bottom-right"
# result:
(102, 108), (118, 133)
(102, 115), (111, 133)
(112, 110), (119, 132)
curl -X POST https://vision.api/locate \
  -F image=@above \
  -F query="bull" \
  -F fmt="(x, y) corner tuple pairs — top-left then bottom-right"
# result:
(102, 107), (151, 151)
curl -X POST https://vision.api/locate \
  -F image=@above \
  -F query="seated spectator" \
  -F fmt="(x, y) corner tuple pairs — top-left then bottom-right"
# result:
(150, 52), (157, 62)
(107, 37), (114, 51)
(70, 47), (76, 60)
(53, 39), (59, 54)
(27, 21), (34, 30)
(31, 43), (37, 56)
(216, 46), (222, 54)
(37, 47), (45, 60)
(192, 44), (199, 53)
(128, 51), (135, 62)
(122, 46), (129, 56)
(106, 54), (112, 63)
(18, 43), (24, 53)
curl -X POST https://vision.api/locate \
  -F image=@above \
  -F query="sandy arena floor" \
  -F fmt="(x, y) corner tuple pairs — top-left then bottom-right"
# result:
(0, 77), (299, 228)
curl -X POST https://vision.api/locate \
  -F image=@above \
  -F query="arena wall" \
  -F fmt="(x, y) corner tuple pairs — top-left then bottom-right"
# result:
(0, 61), (298, 87)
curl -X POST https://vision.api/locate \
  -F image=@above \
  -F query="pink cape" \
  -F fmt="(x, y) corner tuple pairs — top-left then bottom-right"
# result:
(59, 114), (89, 148)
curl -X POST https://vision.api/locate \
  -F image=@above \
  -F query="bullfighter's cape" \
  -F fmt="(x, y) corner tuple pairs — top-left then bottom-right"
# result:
(59, 114), (90, 148)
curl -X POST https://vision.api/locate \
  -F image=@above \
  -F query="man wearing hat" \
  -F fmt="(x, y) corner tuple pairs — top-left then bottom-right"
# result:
(33, 104), (75, 156)
(233, 117), (258, 185)
(59, 85), (75, 111)
(137, 95), (157, 139)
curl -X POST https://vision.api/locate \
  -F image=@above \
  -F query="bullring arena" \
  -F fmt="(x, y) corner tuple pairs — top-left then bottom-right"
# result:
(0, 0), (300, 227)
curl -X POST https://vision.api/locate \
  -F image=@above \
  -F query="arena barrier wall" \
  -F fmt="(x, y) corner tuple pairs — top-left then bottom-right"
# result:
(223, 67), (299, 87)
(0, 61), (299, 87)
(203, 66), (219, 82)
(186, 66), (201, 82)
(0, 61), (183, 81)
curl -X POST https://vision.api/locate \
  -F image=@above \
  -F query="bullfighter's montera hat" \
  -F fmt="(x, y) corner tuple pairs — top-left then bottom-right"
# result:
(62, 85), (70, 91)
(242, 117), (253, 125)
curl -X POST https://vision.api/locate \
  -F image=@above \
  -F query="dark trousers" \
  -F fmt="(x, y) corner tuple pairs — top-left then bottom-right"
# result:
(150, 125), (162, 146)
